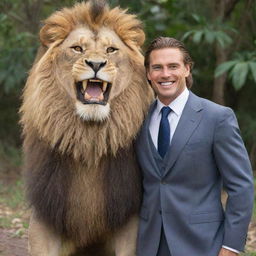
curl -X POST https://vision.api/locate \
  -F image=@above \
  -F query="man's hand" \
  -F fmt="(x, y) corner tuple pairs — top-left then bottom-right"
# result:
(218, 248), (239, 256)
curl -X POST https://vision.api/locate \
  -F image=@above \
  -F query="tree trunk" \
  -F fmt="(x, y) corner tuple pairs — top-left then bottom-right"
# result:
(211, 0), (240, 105)
(212, 45), (227, 105)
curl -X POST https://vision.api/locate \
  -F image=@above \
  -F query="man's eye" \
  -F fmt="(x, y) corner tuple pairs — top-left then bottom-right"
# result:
(71, 46), (83, 53)
(106, 47), (118, 53)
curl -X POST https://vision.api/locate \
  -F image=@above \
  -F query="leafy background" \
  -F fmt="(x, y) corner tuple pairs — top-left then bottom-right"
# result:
(1, 0), (255, 170)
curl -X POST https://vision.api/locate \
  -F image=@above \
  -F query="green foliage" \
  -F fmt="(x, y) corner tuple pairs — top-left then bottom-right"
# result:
(215, 51), (256, 90)
(0, 178), (28, 234)
(115, 0), (181, 44)
(0, 180), (25, 209)
(0, 0), (256, 172)
(0, 85), (22, 147)
(254, 177), (256, 220)
(182, 14), (235, 48)
(242, 252), (256, 256)
(237, 112), (256, 151)
(214, 61), (239, 77)
(0, 143), (22, 168)
(249, 62), (256, 82)
(0, 14), (37, 93)
(230, 62), (249, 90)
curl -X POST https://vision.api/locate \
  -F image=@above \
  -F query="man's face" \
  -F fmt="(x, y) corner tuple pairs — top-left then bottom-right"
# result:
(147, 48), (190, 105)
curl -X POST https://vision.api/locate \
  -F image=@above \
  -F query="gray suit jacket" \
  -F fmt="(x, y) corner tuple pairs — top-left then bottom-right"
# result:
(135, 91), (254, 256)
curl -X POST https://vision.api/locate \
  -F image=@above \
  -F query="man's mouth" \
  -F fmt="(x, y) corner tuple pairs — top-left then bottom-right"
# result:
(76, 79), (111, 105)
(159, 81), (175, 86)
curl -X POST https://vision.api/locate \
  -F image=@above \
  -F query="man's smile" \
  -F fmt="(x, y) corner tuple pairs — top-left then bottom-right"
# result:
(159, 81), (175, 86)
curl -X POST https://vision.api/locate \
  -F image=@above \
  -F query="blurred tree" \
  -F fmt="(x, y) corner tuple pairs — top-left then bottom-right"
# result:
(211, 0), (239, 105)
(111, 0), (170, 45)
(0, 0), (255, 168)
(180, 0), (240, 105)
(0, 0), (77, 167)
(215, 50), (256, 91)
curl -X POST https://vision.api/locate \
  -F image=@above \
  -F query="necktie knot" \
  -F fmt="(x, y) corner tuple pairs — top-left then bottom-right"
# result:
(161, 106), (171, 118)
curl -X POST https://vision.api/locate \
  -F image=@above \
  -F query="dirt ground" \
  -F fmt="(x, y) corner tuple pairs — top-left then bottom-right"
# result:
(0, 171), (255, 256)
(0, 220), (256, 256)
(0, 229), (28, 256)
(247, 221), (256, 252)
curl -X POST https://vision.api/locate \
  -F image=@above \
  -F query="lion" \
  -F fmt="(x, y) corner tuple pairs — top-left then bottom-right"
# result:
(19, 1), (153, 255)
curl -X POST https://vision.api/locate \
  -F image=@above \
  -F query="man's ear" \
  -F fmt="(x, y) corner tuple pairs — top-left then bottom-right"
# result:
(185, 64), (190, 77)
(146, 70), (151, 82)
(146, 68), (152, 85)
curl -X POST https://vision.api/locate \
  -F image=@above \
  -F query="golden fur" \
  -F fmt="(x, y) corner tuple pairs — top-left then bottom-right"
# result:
(20, 1), (153, 255)
(20, 1), (152, 169)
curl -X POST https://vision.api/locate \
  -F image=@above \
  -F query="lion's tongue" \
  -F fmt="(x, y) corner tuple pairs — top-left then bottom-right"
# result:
(86, 84), (102, 98)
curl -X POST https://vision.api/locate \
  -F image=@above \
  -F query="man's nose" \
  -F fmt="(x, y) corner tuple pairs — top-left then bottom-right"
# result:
(161, 68), (171, 78)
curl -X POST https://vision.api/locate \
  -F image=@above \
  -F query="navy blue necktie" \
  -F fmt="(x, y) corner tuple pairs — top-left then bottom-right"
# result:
(158, 106), (171, 158)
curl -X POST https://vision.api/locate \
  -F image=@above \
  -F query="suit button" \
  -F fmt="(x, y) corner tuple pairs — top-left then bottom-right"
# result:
(159, 210), (162, 214)
(161, 180), (167, 185)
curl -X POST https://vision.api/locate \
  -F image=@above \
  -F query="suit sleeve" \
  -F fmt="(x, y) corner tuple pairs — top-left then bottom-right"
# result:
(213, 108), (254, 252)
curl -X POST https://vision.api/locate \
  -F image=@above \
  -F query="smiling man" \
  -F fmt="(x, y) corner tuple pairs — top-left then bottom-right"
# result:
(135, 37), (254, 256)
(146, 46), (190, 105)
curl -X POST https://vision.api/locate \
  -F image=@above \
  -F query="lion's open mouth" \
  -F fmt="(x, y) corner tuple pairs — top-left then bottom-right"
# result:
(76, 79), (111, 105)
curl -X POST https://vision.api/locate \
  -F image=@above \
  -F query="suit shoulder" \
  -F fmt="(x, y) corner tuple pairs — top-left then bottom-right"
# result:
(198, 96), (234, 117)
(189, 92), (235, 125)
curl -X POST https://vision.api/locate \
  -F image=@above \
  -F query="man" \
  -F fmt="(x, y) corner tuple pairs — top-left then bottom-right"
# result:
(135, 37), (254, 256)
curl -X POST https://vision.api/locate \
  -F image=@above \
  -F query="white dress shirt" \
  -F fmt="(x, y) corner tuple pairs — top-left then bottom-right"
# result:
(149, 87), (239, 254)
(149, 87), (189, 149)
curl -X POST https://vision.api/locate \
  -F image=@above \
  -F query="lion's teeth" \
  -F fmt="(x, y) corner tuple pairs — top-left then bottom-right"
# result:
(102, 81), (107, 92)
(89, 79), (101, 82)
(82, 80), (88, 91)
(84, 92), (91, 100)
(91, 97), (100, 102)
(99, 92), (104, 101)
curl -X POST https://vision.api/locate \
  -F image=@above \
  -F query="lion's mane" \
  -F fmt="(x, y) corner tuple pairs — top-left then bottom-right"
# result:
(20, 0), (153, 248)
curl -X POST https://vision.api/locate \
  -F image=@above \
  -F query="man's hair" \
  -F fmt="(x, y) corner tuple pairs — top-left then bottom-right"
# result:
(144, 36), (194, 88)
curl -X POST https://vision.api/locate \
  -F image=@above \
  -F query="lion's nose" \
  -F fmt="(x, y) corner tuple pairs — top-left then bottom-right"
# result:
(85, 60), (107, 73)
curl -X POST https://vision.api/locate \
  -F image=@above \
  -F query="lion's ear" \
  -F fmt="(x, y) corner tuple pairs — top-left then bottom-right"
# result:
(130, 28), (145, 48)
(39, 13), (72, 47)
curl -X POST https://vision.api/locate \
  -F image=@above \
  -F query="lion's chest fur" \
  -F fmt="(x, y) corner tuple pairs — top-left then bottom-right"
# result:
(24, 135), (142, 246)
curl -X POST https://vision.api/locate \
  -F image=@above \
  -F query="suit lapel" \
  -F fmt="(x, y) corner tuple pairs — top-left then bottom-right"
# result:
(163, 91), (203, 176)
(140, 100), (163, 177)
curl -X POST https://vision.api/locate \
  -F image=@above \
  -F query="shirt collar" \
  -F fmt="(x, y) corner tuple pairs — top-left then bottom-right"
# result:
(156, 87), (189, 116)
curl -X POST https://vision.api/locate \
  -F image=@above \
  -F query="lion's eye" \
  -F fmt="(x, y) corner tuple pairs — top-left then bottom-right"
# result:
(106, 47), (118, 53)
(71, 46), (83, 53)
